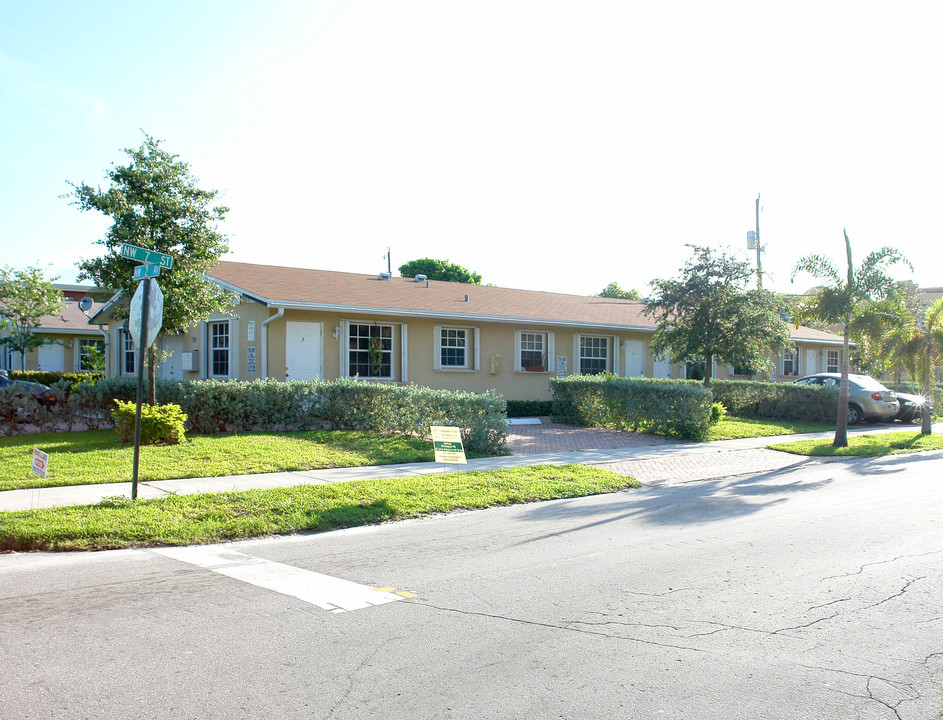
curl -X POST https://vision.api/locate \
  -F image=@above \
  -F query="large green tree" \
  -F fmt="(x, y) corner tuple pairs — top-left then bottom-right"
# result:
(398, 258), (482, 284)
(597, 281), (641, 300)
(0, 266), (62, 371)
(791, 230), (910, 446)
(70, 133), (237, 400)
(645, 245), (791, 386)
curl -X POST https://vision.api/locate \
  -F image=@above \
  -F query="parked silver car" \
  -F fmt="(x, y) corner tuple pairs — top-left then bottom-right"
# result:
(794, 373), (899, 425)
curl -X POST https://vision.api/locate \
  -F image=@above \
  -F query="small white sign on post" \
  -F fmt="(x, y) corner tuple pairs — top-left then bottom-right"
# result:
(431, 426), (467, 464)
(32, 448), (49, 478)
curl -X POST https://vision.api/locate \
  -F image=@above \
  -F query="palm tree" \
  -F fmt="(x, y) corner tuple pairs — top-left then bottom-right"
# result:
(791, 230), (911, 447)
(884, 298), (943, 434)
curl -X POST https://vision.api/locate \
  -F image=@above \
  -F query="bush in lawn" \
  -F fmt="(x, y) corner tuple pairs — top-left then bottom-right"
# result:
(706, 379), (837, 423)
(551, 375), (713, 440)
(710, 401), (727, 425)
(112, 400), (187, 445)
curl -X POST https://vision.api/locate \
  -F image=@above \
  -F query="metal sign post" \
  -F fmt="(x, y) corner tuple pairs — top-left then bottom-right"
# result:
(130, 278), (151, 500)
(122, 243), (169, 500)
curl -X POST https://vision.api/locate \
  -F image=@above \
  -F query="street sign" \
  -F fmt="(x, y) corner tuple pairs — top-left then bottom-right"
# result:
(132, 263), (162, 281)
(120, 243), (174, 269)
(128, 278), (164, 348)
(431, 426), (467, 464)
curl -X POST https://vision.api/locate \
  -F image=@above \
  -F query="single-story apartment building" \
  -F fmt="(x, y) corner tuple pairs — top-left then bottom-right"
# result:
(88, 261), (846, 400)
(0, 285), (109, 373)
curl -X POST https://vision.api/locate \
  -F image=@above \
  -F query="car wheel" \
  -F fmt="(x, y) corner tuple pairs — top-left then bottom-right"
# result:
(847, 404), (863, 426)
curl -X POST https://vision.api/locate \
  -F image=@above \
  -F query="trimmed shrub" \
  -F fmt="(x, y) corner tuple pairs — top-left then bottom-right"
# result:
(7, 370), (104, 393)
(551, 375), (714, 440)
(111, 400), (187, 445)
(705, 379), (838, 423)
(505, 400), (553, 417)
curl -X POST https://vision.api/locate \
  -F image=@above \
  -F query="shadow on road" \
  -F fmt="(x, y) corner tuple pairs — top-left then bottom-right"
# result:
(514, 460), (831, 542)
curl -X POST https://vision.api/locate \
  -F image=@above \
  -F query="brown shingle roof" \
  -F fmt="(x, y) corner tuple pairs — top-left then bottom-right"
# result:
(37, 299), (107, 334)
(210, 261), (654, 330)
(208, 260), (843, 343)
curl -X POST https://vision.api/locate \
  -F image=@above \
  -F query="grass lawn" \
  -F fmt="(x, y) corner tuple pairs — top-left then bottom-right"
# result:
(0, 464), (638, 552)
(0, 429), (435, 492)
(705, 416), (832, 441)
(769, 430), (943, 457)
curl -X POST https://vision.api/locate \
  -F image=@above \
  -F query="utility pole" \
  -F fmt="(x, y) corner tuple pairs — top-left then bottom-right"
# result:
(755, 193), (762, 289)
(747, 194), (763, 289)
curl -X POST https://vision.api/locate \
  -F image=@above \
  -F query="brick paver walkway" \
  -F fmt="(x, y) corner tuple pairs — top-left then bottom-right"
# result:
(506, 417), (678, 455)
(596, 448), (810, 486)
(505, 418), (816, 486)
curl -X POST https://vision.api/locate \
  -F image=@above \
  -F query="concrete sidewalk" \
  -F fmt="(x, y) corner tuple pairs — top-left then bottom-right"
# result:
(2, 423), (940, 512)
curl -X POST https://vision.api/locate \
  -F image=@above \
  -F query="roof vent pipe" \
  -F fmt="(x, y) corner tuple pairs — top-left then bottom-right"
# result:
(414, 274), (427, 283)
(379, 272), (392, 280)
(464, 294), (469, 302)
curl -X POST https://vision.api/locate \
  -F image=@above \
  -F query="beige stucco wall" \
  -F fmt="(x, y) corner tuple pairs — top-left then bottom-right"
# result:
(96, 300), (846, 401)
(2, 332), (102, 373)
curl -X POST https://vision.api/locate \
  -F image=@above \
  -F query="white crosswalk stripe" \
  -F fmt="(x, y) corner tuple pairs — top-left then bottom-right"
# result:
(153, 546), (404, 613)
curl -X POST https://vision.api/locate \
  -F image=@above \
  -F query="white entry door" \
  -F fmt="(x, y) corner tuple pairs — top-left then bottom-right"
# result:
(805, 349), (818, 376)
(286, 321), (322, 381)
(624, 340), (645, 377)
(158, 336), (184, 380)
(38, 343), (64, 372)
(653, 354), (671, 379)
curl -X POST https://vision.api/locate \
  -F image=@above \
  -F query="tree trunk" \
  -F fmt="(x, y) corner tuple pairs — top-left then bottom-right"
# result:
(148, 346), (157, 406)
(922, 342), (932, 435)
(834, 322), (850, 447)
(703, 354), (712, 387)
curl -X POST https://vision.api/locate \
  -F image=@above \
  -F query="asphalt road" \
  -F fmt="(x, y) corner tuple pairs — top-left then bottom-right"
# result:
(2, 451), (941, 719)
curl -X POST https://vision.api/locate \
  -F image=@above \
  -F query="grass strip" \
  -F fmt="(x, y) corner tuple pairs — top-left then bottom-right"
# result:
(705, 417), (832, 441)
(0, 429), (434, 491)
(769, 430), (943, 457)
(0, 464), (638, 552)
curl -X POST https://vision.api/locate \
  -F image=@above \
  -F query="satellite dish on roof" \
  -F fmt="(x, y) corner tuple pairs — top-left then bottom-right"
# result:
(78, 296), (94, 312)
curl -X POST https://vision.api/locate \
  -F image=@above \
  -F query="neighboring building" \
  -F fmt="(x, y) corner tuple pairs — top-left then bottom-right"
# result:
(90, 261), (847, 400)
(0, 285), (108, 373)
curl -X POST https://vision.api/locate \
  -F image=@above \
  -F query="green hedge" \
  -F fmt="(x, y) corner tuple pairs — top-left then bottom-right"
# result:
(505, 400), (553, 418)
(6, 370), (103, 391)
(66, 377), (509, 455)
(704, 379), (838, 423)
(550, 375), (714, 440)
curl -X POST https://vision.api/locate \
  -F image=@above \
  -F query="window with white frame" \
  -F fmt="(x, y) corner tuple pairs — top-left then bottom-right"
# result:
(79, 338), (105, 372)
(436, 326), (479, 370)
(348, 323), (393, 378)
(579, 336), (610, 375)
(782, 347), (798, 376)
(209, 321), (230, 377)
(120, 329), (136, 375)
(826, 349), (840, 373)
(518, 331), (548, 372)
(440, 327), (467, 368)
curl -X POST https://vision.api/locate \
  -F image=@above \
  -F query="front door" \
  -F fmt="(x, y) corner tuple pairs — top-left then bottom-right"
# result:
(805, 348), (818, 376)
(624, 340), (645, 377)
(286, 321), (322, 381)
(158, 336), (184, 380)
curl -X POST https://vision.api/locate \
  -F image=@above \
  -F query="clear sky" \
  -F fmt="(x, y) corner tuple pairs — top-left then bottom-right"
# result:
(2, 1), (940, 297)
